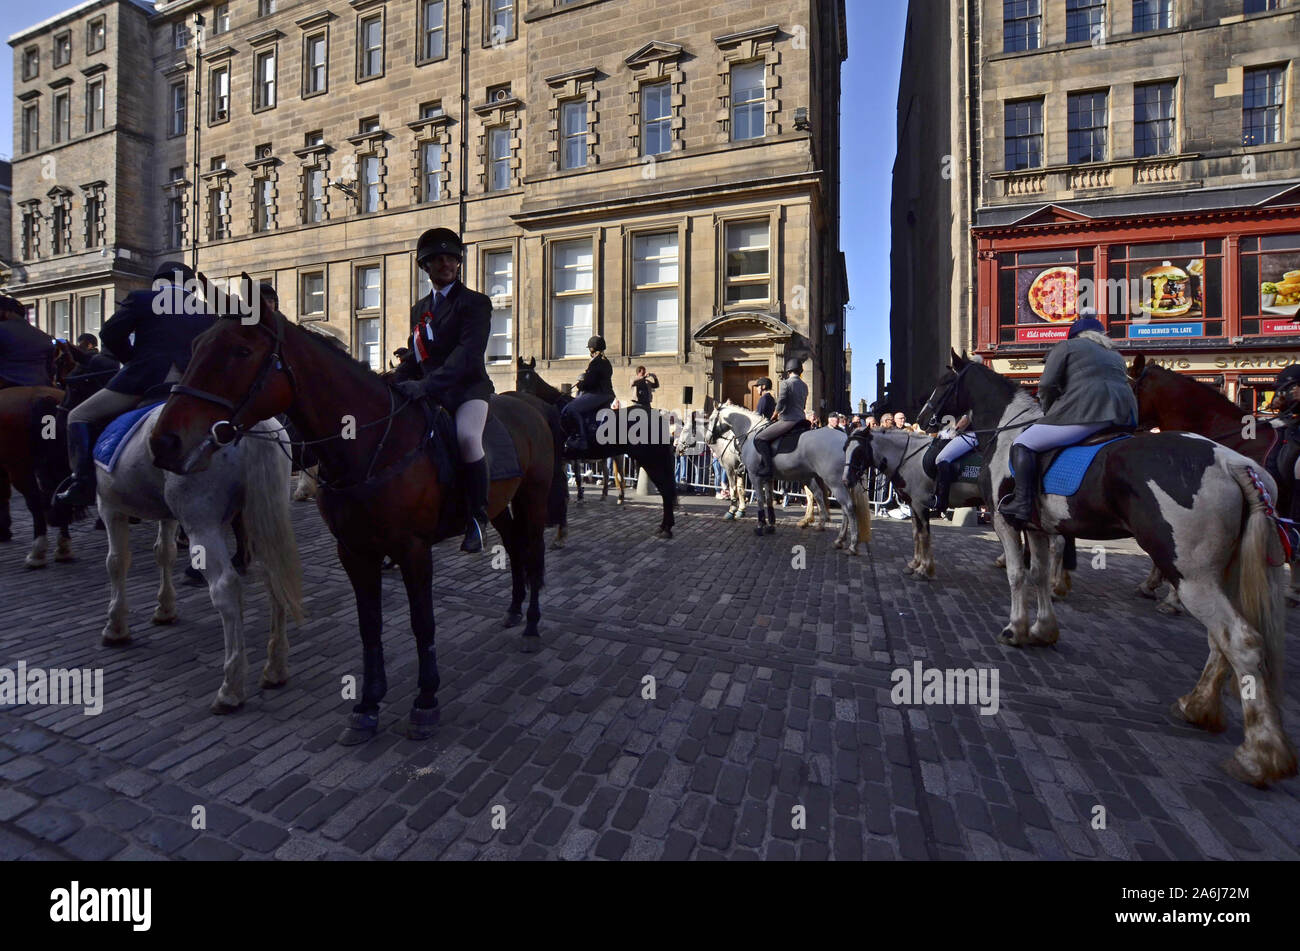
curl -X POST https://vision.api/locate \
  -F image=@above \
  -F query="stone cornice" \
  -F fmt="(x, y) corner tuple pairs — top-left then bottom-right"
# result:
(714, 24), (781, 50)
(248, 28), (285, 47)
(625, 41), (684, 68)
(292, 144), (333, 159)
(544, 66), (598, 88)
(80, 63), (109, 77)
(295, 11), (336, 29)
(204, 44), (238, 61)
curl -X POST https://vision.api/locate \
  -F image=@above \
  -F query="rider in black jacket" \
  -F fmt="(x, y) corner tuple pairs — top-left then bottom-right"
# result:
(56, 262), (213, 506)
(754, 377), (776, 420)
(395, 227), (495, 553)
(562, 335), (615, 452)
(0, 295), (56, 388)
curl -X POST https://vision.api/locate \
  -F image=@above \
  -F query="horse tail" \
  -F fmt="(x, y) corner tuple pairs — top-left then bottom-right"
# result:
(851, 483), (872, 542)
(241, 425), (304, 624)
(1228, 464), (1286, 696)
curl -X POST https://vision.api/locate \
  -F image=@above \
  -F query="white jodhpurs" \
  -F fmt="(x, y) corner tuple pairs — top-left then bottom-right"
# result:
(456, 399), (488, 463)
(1011, 422), (1109, 452)
(935, 432), (978, 465)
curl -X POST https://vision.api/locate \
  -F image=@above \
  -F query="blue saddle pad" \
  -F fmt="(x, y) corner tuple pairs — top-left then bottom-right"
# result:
(94, 401), (165, 473)
(1011, 435), (1131, 498)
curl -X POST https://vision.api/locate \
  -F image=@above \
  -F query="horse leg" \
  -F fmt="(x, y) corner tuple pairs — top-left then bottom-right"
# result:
(600, 459), (610, 500)
(21, 486), (48, 569)
(338, 544), (386, 744)
(614, 458), (625, 505)
(496, 508), (525, 628)
(195, 528), (247, 713)
(1171, 645), (1231, 733)
(1157, 585), (1184, 615)
(1025, 531), (1060, 646)
(1136, 561), (1163, 600)
(1176, 579), (1297, 786)
(102, 508), (132, 645)
(517, 481), (548, 649)
(55, 525), (73, 562)
(831, 482), (858, 555)
(805, 480), (829, 534)
(0, 467), (11, 542)
(292, 465), (318, 501)
(398, 545), (441, 739)
(993, 514), (1031, 645)
(151, 519), (180, 625)
(1050, 536), (1072, 600)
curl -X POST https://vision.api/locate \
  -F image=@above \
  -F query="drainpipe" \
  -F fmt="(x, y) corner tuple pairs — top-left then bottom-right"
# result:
(458, 0), (470, 237)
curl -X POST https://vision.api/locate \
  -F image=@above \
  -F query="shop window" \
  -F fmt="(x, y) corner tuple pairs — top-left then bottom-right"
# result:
(1240, 234), (1300, 337)
(1105, 241), (1223, 341)
(996, 248), (1095, 345)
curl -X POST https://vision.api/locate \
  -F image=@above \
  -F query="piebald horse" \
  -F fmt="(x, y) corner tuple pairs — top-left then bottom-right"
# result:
(923, 352), (1296, 788)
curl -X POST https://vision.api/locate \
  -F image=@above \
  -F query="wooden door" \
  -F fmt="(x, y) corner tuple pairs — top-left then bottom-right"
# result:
(722, 365), (758, 410)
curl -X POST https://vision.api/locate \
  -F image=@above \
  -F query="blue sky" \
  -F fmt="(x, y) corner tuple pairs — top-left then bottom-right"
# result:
(2, 2), (906, 406)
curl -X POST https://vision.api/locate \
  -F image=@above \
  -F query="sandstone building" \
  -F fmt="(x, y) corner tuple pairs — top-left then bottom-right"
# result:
(8, 0), (848, 417)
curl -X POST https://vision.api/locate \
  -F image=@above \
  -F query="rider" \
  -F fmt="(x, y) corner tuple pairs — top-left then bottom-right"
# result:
(0, 294), (56, 389)
(55, 262), (214, 506)
(395, 227), (495, 554)
(753, 357), (809, 477)
(754, 377), (776, 420)
(630, 366), (659, 408)
(562, 335), (614, 453)
(926, 413), (977, 515)
(999, 315), (1138, 528)
(1267, 363), (1300, 519)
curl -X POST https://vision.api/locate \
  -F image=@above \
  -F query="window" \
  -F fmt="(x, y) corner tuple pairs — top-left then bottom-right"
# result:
(209, 185), (229, 239)
(489, 0), (514, 42)
(1240, 234), (1300, 336)
(1243, 66), (1285, 146)
(552, 240), (593, 358)
(731, 62), (766, 141)
(1245, 0), (1279, 12)
(79, 295), (102, 338)
(255, 178), (274, 232)
(258, 0), (277, 16)
(87, 17), (106, 53)
(22, 46), (39, 80)
(169, 80), (186, 136)
(54, 92), (71, 144)
(642, 81), (671, 156)
(1134, 82), (1176, 157)
(633, 233), (679, 354)
(419, 142), (443, 202)
(304, 33), (327, 95)
(213, 4), (230, 34)
(724, 220), (770, 306)
(420, 101), (444, 119)
(52, 300), (71, 340)
(1004, 99), (1043, 170)
(169, 165), (184, 183)
(255, 142), (272, 160)
(1105, 240), (1222, 339)
(561, 100), (588, 170)
(999, 248), (1097, 343)
(1133, 0), (1173, 31)
(86, 79), (105, 132)
(359, 115), (380, 134)
(359, 155), (380, 213)
(354, 265), (382, 371)
(54, 31), (71, 67)
(210, 65), (230, 121)
(167, 195), (184, 248)
(488, 126), (511, 191)
(358, 15), (383, 79)
(484, 250), (513, 362)
(300, 271), (325, 318)
(305, 167), (325, 222)
(254, 50), (276, 110)
(1003, 0), (1041, 52)
(305, 130), (324, 146)
(172, 22), (187, 50)
(420, 0), (446, 61)
(22, 105), (39, 153)
(1066, 0), (1106, 44)
(1067, 91), (1108, 164)
(21, 209), (39, 260)
(52, 204), (68, 254)
(84, 192), (102, 247)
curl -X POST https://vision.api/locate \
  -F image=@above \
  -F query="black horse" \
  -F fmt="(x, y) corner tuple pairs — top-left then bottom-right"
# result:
(516, 357), (676, 539)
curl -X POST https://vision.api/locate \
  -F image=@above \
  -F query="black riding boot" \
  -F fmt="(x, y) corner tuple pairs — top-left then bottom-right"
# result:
(461, 458), (489, 553)
(54, 422), (97, 507)
(564, 417), (589, 453)
(754, 440), (774, 478)
(999, 444), (1039, 528)
(926, 459), (959, 514)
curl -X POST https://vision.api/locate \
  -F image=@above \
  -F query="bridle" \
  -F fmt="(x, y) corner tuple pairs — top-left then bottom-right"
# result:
(921, 365), (972, 433)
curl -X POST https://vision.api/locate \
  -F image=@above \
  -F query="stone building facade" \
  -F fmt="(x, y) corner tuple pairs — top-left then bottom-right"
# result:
(9, 0), (848, 417)
(891, 0), (1300, 413)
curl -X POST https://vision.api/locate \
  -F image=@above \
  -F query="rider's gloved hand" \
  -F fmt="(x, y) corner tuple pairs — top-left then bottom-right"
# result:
(396, 380), (425, 401)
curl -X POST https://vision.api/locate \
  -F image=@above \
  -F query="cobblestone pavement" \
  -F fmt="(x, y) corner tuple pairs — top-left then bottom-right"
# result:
(2, 492), (1299, 860)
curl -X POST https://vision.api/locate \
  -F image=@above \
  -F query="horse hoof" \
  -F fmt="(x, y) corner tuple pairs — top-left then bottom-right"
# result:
(549, 542), (564, 551)
(1219, 756), (1269, 789)
(338, 712), (379, 746)
(764, 525), (776, 535)
(210, 699), (242, 716)
(997, 628), (1024, 647)
(723, 513), (734, 521)
(520, 636), (541, 654)
(1135, 586), (1158, 601)
(407, 705), (440, 740)
(260, 671), (289, 689)
(833, 539), (844, 549)
(503, 611), (524, 628)
(655, 529), (672, 540)
(101, 631), (131, 647)
(151, 609), (179, 625)
(24, 559), (47, 570)
(1156, 603), (1180, 617)
(754, 527), (765, 537)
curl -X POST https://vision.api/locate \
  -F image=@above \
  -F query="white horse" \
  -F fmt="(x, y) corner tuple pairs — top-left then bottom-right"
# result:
(96, 405), (303, 713)
(676, 410), (749, 520)
(715, 403), (871, 554)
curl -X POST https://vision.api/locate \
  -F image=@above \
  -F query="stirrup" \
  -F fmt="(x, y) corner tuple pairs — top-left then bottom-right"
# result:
(461, 517), (486, 553)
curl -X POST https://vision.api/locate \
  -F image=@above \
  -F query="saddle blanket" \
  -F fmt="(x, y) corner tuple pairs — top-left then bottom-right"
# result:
(1009, 435), (1131, 498)
(94, 402), (165, 473)
(427, 409), (521, 487)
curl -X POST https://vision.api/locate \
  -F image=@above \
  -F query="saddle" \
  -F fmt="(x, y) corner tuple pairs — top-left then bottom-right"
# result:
(921, 437), (983, 483)
(93, 401), (168, 473)
(756, 417), (812, 456)
(1012, 427), (1133, 498)
(424, 397), (522, 544)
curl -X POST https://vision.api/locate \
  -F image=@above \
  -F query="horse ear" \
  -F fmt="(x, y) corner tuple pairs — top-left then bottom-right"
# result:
(951, 349), (967, 370)
(528, 357), (536, 369)
(1130, 353), (1145, 377)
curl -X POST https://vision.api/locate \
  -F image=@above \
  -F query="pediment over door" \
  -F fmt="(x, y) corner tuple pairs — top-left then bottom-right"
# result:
(694, 311), (796, 347)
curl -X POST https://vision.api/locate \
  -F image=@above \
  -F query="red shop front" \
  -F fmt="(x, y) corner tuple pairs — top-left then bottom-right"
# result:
(974, 185), (1300, 412)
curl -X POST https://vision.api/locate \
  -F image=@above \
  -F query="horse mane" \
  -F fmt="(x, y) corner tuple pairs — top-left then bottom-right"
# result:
(1142, 361), (1239, 410)
(277, 313), (394, 390)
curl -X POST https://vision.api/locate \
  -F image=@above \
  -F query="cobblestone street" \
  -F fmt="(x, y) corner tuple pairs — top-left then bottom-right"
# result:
(2, 494), (1299, 860)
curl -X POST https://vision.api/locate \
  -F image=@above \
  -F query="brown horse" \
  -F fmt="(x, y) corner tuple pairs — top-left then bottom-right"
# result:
(149, 294), (560, 743)
(1129, 354), (1282, 611)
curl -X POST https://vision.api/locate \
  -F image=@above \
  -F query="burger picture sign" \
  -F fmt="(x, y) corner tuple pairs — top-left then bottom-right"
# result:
(1139, 262), (1196, 319)
(1128, 258), (1206, 339)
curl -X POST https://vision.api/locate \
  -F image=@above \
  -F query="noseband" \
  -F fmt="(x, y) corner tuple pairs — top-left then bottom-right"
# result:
(169, 312), (296, 450)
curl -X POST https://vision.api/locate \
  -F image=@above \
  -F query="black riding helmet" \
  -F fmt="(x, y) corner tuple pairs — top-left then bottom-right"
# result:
(1275, 363), (1300, 391)
(785, 356), (804, 375)
(416, 227), (464, 265)
(587, 335), (606, 352)
(152, 261), (197, 286)
(755, 377), (773, 391)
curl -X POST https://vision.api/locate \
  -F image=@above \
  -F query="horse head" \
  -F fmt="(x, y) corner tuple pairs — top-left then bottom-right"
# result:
(917, 352), (970, 432)
(843, 427), (874, 487)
